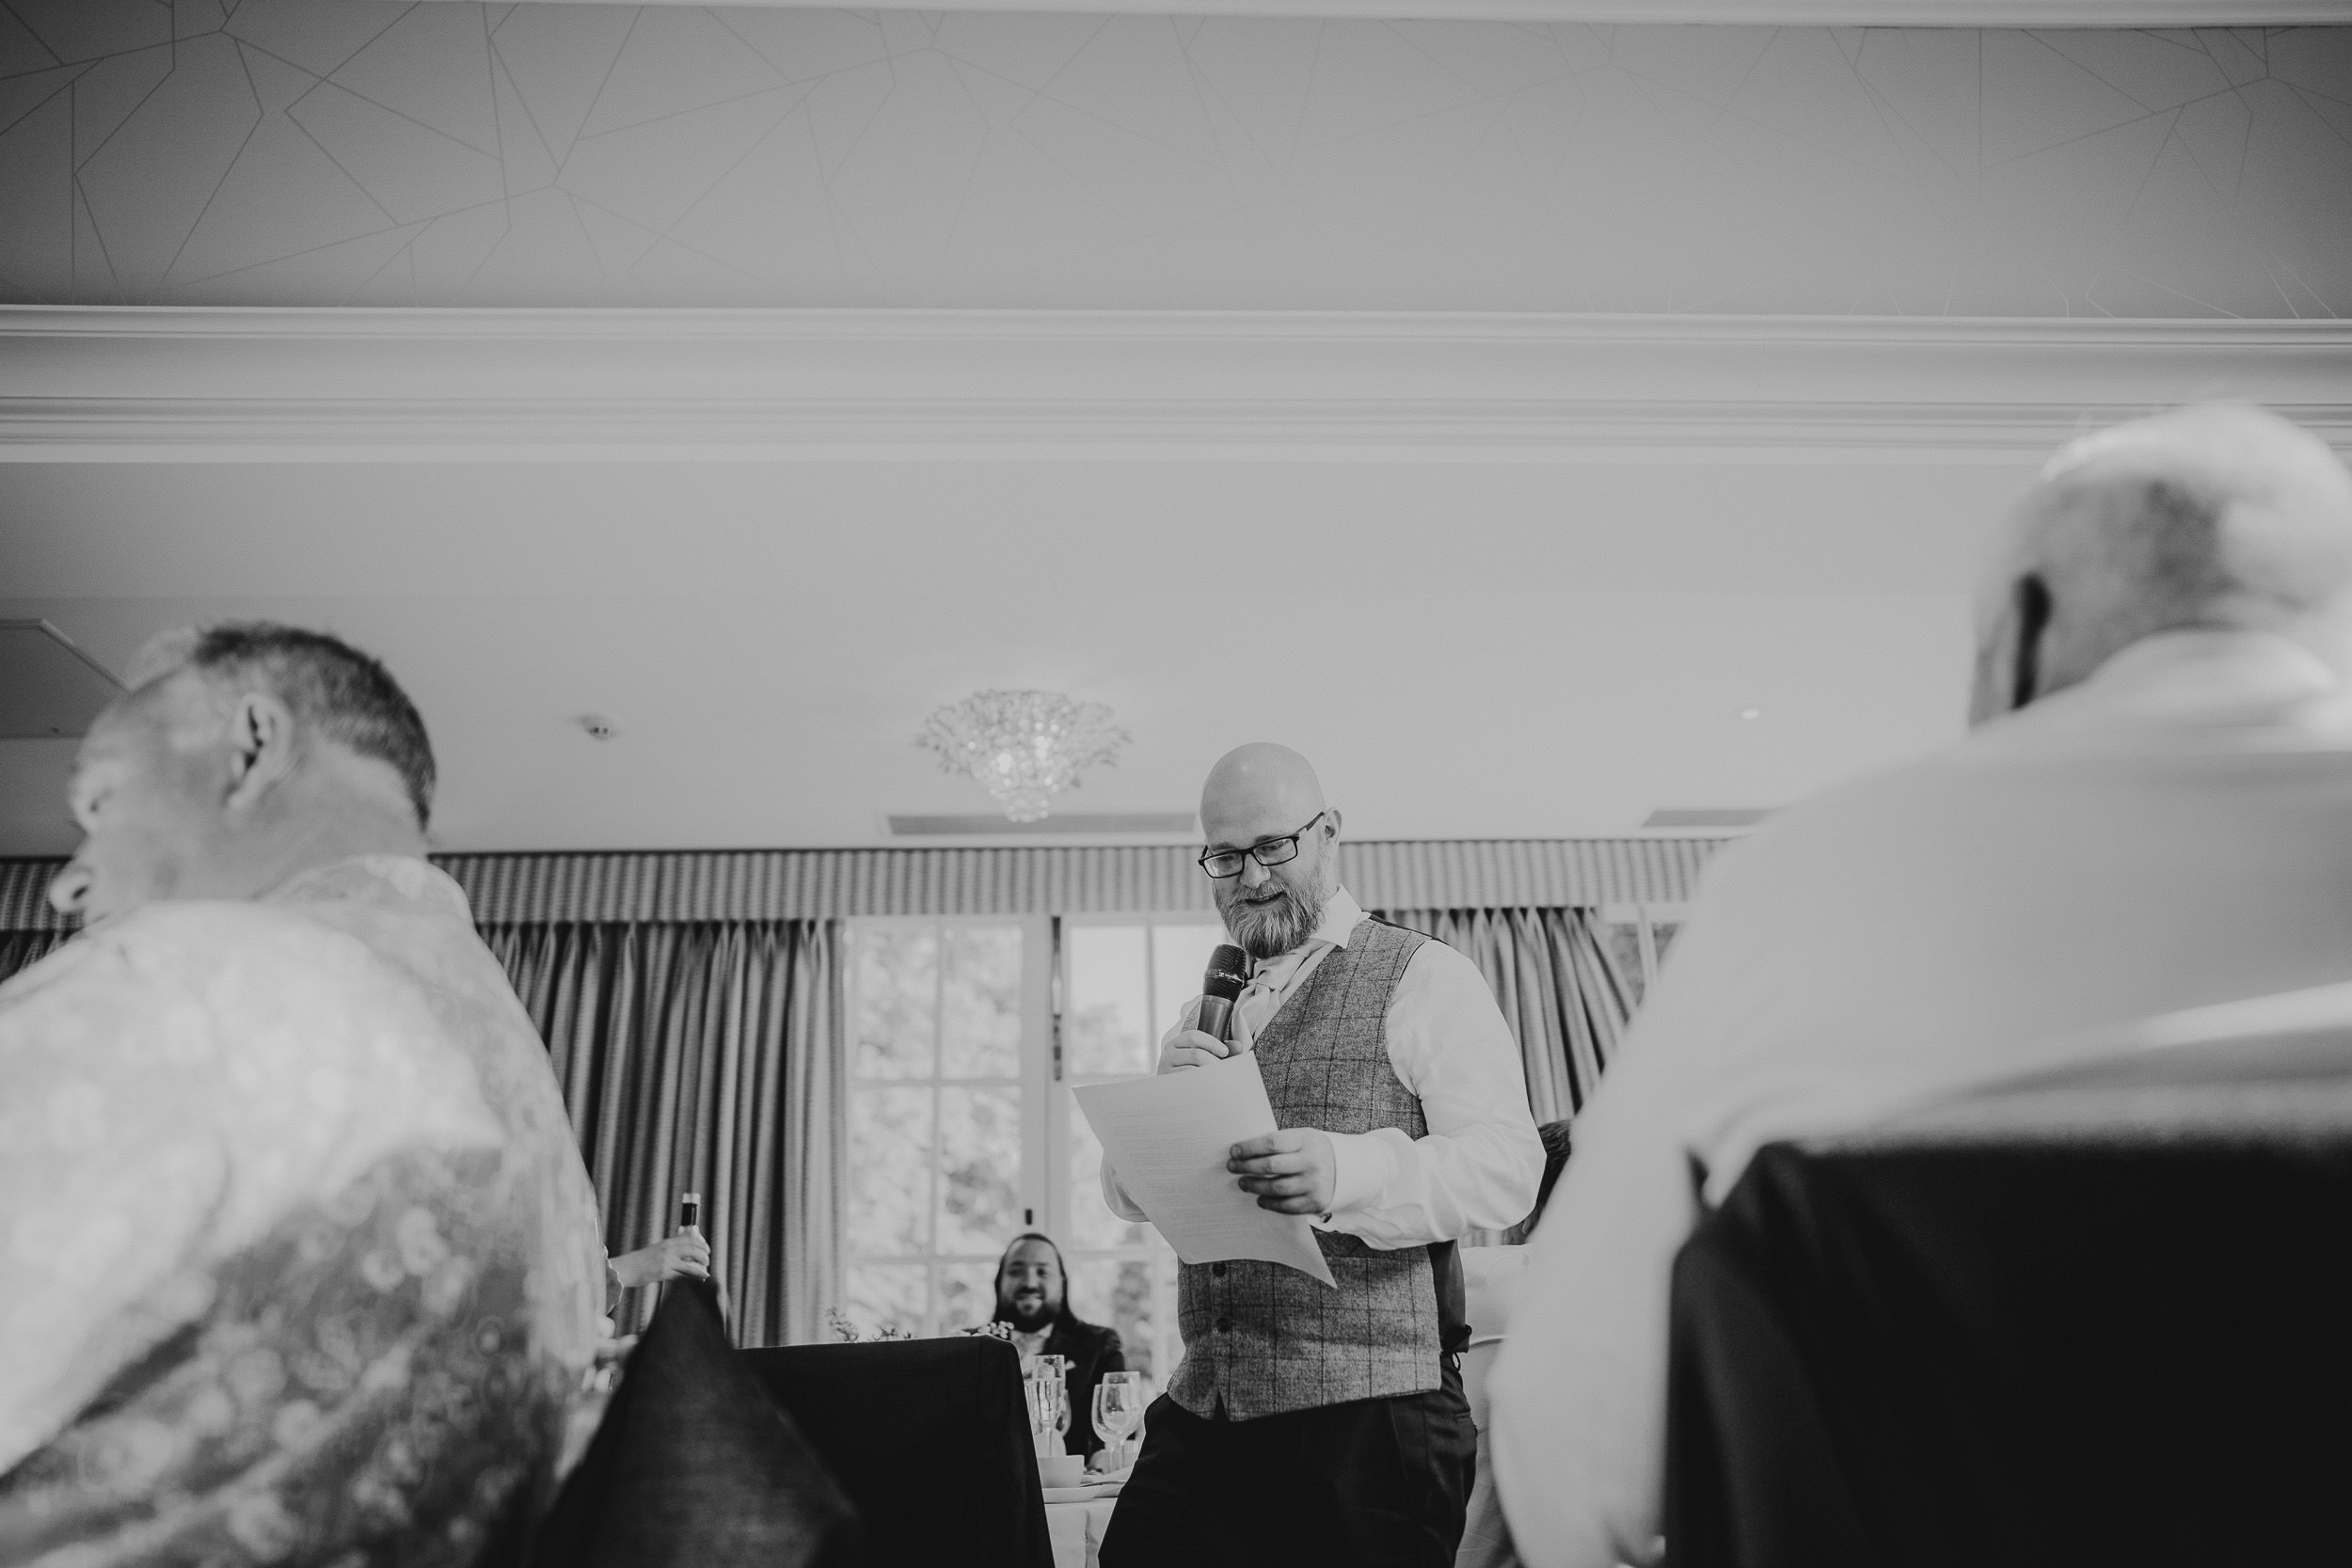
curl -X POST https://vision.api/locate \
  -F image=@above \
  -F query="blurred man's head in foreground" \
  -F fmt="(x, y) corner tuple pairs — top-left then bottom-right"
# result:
(50, 623), (434, 924)
(1971, 404), (2352, 725)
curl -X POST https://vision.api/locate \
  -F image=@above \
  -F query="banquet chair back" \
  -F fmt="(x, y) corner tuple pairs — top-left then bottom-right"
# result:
(529, 1278), (865, 1568)
(1663, 1025), (2352, 1568)
(743, 1335), (1053, 1568)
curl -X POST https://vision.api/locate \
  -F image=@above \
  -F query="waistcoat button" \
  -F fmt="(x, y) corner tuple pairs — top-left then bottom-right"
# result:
(1211, 1263), (1226, 1277)
(1216, 1316), (1232, 1333)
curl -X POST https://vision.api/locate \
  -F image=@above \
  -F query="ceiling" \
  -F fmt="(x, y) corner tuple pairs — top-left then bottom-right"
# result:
(2, 8), (2347, 311)
(3, 5), (2345, 859)
(0, 456), (1995, 855)
(427, 2), (2352, 17)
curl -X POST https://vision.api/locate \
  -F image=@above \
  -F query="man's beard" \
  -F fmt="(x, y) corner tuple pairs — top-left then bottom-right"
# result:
(1225, 878), (1327, 961)
(1003, 1290), (1058, 1332)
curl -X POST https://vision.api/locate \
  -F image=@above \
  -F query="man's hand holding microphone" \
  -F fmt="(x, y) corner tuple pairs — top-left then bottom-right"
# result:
(1155, 944), (1337, 1217)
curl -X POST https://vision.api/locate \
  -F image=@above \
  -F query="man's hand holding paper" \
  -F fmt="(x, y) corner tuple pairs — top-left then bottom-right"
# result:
(1227, 1128), (1337, 1215)
(1074, 1052), (1337, 1287)
(1151, 1004), (1340, 1216)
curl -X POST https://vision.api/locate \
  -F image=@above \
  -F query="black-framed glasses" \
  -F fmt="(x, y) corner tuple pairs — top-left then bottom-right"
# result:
(1198, 811), (1327, 879)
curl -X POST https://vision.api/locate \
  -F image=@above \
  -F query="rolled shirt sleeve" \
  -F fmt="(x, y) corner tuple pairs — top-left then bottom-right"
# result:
(1319, 938), (1546, 1249)
(1099, 1157), (1150, 1225)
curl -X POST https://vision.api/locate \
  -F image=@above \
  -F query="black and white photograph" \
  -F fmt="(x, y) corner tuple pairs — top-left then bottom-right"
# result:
(2, 0), (2350, 1564)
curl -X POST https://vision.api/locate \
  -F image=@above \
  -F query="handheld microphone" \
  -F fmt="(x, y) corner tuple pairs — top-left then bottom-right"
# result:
(678, 1192), (701, 1233)
(1196, 944), (1252, 1043)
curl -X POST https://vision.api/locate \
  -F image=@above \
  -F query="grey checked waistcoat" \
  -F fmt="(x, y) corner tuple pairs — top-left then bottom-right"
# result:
(1168, 918), (1444, 1420)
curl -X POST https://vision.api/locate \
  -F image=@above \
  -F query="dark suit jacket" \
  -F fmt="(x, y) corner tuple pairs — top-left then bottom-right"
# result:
(1037, 1319), (1126, 1457)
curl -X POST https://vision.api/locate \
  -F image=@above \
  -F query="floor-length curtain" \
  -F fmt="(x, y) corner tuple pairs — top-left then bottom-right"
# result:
(480, 918), (845, 1346)
(1375, 905), (1637, 1125)
(0, 929), (72, 988)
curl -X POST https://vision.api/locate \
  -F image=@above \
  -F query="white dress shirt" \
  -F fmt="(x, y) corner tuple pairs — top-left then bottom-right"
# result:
(1101, 887), (1544, 1249)
(1492, 629), (2352, 1568)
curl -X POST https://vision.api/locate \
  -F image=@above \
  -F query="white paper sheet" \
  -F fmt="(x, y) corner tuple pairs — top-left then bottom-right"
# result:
(1072, 1053), (1337, 1288)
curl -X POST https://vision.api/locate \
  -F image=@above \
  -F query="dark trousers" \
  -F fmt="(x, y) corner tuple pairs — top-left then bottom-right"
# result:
(1098, 1364), (1476, 1568)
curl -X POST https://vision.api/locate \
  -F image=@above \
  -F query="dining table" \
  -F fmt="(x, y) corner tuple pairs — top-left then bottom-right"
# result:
(1042, 1492), (1120, 1568)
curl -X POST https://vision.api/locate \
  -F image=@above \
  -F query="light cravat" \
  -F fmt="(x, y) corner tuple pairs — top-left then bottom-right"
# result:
(1228, 942), (1326, 1050)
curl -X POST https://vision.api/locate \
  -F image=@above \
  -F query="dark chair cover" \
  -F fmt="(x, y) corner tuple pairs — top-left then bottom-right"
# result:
(531, 1279), (865, 1568)
(742, 1336), (1053, 1568)
(1663, 1073), (2352, 1568)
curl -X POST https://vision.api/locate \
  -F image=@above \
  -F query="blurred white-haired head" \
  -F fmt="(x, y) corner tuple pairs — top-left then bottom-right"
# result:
(1969, 404), (2352, 724)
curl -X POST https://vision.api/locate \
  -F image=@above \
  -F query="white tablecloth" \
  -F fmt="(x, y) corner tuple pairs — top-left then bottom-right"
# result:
(1044, 1497), (1119, 1568)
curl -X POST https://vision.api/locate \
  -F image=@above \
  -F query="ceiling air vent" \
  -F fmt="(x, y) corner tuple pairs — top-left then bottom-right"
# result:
(888, 813), (1196, 836)
(1642, 808), (1769, 830)
(0, 621), (125, 739)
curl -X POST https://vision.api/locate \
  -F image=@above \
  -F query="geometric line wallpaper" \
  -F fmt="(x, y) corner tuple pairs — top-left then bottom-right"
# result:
(1, 3), (2348, 314)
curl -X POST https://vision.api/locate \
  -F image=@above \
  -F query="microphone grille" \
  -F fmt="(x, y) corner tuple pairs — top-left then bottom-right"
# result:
(1202, 942), (1251, 1002)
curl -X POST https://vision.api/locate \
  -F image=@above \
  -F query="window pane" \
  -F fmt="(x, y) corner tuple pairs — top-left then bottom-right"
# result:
(1150, 923), (1229, 1029)
(1067, 925), (1151, 1076)
(1066, 1255), (1158, 1380)
(1065, 1088), (1152, 1249)
(936, 1085), (1023, 1256)
(855, 927), (938, 1078)
(1599, 923), (1648, 1007)
(848, 1087), (933, 1256)
(842, 1262), (926, 1338)
(938, 1258), (1001, 1336)
(941, 926), (1023, 1079)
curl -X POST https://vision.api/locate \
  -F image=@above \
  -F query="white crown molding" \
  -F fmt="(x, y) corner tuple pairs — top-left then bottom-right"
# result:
(467, 2), (2352, 22)
(3, 307), (2347, 464)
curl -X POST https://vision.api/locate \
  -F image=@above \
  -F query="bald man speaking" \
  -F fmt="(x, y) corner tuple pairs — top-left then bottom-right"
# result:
(1097, 745), (1544, 1568)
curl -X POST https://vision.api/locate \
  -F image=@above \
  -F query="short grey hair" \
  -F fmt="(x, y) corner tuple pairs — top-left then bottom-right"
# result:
(130, 623), (437, 826)
(1982, 404), (2352, 677)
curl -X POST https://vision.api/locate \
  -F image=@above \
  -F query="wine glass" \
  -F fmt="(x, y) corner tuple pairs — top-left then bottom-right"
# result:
(1092, 1371), (1145, 1471)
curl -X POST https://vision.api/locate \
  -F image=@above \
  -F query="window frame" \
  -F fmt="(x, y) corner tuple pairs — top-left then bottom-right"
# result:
(838, 909), (1217, 1380)
(840, 913), (1053, 1338)
(1596, 901), (1691, 999)
(1050, 911), (1231, 1385)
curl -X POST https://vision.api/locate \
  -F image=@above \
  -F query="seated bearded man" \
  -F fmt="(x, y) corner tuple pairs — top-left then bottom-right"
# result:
(0, 625), (607, 1567)
(989, 1233), (1127, 1465)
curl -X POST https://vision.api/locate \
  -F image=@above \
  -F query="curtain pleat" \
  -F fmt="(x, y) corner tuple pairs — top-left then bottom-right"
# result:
(0, 929), (72, 988)
(480, 919), (844, 1346)
(1375, 906), (1638, 1242)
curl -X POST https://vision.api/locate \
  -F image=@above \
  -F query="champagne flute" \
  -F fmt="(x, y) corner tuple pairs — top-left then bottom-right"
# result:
(1024, 1368), (1058, 1456)
(1092, 1371), (1144, 1471)
(1035, 1354), (1073, 1448)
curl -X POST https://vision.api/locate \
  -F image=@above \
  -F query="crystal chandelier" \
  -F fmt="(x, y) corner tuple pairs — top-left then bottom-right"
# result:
(916, 689), (1130, 823)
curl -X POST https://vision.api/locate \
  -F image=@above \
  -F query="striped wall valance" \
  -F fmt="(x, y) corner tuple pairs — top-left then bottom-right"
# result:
(0, 837), (1732, 931)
